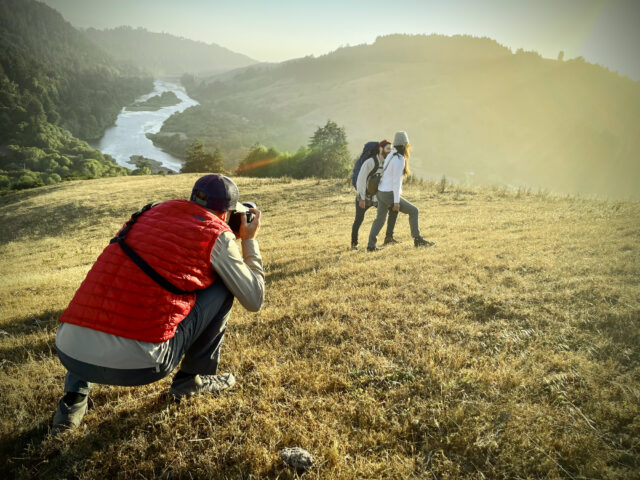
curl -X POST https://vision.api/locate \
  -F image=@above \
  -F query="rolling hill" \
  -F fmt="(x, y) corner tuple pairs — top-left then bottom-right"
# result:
(161, 34), (640, 199)
(0, 175), (638, 478)
(84, 26), (258, 77)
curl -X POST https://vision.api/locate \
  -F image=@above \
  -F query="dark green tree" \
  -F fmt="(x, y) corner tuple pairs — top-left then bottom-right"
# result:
(308, 120), (347, 150)
(209, 148), (225, 173)
(303, 120), (352, 178)
(132, 158), (152, 175)
(181, 140), (225, 173)
(12, 171), (44, 190)
(132, 165), (152, 175)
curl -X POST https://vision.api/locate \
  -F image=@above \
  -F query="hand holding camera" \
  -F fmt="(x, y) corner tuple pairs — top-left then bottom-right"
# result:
(228, 202), (260, 240)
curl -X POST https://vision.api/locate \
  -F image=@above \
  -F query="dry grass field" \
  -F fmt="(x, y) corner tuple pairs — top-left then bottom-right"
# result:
(0, 175), (639, 479)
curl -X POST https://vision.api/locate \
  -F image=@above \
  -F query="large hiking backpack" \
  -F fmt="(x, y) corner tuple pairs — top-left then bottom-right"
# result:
(351, 141), (380, 189)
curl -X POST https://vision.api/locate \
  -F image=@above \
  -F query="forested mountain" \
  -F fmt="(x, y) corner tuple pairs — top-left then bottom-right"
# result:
(84, 26), (258, 76)
(0, 0), (152, 191)
(165, 34), (640, 199)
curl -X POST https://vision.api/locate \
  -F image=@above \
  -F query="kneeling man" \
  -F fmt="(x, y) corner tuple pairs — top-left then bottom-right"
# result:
(52, 174), (264, 433)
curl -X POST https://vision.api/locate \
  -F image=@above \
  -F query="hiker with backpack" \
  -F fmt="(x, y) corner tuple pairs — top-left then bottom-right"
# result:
(351, 140), (398, 250)
(367, 131), (435, 251)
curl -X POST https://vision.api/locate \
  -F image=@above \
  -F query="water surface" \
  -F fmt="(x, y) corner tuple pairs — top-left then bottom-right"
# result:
(94, 79), (197, 172)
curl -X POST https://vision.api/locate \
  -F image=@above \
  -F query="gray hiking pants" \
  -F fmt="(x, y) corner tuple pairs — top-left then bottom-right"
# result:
(60, 280), (234, 394)
(368, 191), (421, 248)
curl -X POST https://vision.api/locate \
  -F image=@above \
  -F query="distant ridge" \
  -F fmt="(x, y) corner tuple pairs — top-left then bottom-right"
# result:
(84, 26), (258, 76)
(169, 33), (640, 199)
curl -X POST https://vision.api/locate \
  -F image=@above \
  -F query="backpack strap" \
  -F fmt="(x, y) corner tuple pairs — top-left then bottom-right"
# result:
(365, 155), (380, 182)
(380, 152), (398, 175)
(109, 203), (195, 295)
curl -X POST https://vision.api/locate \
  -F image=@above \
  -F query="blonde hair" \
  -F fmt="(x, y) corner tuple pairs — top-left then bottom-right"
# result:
(395, 144), (411, 176)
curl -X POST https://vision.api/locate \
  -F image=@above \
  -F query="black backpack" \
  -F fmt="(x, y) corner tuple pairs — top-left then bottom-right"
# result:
(352, 141), (380, 189)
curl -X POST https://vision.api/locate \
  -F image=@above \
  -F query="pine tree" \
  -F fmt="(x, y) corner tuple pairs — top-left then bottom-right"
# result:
(208, 148), (225, 173)
(303, 120), (351, 178)
(308, 120), (347, 150)
(181, 140), (224, 173)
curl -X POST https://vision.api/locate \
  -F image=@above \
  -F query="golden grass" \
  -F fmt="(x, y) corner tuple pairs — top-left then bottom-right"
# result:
(0, 175), (639, 479)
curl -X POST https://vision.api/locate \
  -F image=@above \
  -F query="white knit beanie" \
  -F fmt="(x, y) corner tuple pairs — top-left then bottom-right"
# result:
(393, 131), (410, 146)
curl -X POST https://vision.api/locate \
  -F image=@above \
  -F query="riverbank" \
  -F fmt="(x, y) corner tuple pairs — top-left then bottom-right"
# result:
(127, 155), (177, 174)
(126, 91), (180, 112)
(93, 79), (198, 172)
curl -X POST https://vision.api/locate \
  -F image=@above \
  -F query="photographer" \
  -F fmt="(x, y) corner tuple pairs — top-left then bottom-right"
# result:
(52, 174), (264, 434)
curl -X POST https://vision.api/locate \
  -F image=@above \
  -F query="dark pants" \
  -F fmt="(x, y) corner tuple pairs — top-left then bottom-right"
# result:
(351, 197), (398, 245)
(59, 280), (234, 394)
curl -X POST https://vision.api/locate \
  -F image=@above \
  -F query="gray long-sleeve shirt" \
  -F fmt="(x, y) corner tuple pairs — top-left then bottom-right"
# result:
(55, 232), (264, 370)
(355, 156), (379, 202)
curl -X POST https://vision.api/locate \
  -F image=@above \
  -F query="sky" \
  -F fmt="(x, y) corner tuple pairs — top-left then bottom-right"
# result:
(42, 0), (640, 80)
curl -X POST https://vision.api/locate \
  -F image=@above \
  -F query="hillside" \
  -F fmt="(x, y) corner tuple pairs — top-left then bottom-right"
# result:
(0, 0), (152, 191)
(0, 0), (151, 141)
(84, 26), (258, 77)
(160, 34), (640, 199)
(0, 176), (638, 479)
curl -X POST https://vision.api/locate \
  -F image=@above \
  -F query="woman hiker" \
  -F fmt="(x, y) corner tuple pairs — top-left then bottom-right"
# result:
(366, 131), (435, 251)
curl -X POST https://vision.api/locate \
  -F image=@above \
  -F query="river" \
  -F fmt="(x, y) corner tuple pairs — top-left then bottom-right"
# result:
(93, 79), (198, 172)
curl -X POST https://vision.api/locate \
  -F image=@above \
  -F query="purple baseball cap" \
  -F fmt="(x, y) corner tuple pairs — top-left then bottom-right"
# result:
(190, 174), (247, 212)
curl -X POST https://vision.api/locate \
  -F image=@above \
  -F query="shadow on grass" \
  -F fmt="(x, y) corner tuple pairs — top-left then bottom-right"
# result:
(264, 252), (345, 286)
(458, 294), (525, 323)
(0, 337), (57, 369)
(0, 194), (137, 247)
(0, 419), (52, 478)
(0, 200), (105, 246)
(584, 310), (640, 365)
(1, 309), (63, 336)
(265, 264), (321, 285)
(0, 310), (63, 369)
(1, 391), (302, 480)
(1, 393), (168, 479)
(0, 182), (72, 208)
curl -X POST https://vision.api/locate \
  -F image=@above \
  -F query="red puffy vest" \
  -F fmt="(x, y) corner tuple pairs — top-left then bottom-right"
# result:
(59, 199), (231, 342)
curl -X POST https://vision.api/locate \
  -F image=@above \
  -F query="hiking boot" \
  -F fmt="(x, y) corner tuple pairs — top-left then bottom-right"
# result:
(169, 373), (236, 400)
(383, 236), (399, 245)
(366, 245), (381, 252)
(52, 395), (88, 435)
(350, 243), (358, 251)
(414, 236), (436, 248)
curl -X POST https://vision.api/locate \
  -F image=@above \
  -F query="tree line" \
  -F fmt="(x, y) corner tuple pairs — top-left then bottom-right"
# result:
(180, 120), (353, 179)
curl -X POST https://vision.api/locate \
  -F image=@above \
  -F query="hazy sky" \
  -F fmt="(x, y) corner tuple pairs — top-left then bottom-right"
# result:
(42, 0), (640, 80)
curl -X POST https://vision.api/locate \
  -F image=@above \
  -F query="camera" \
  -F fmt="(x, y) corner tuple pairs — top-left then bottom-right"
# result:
(227, 202), (257, 233)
